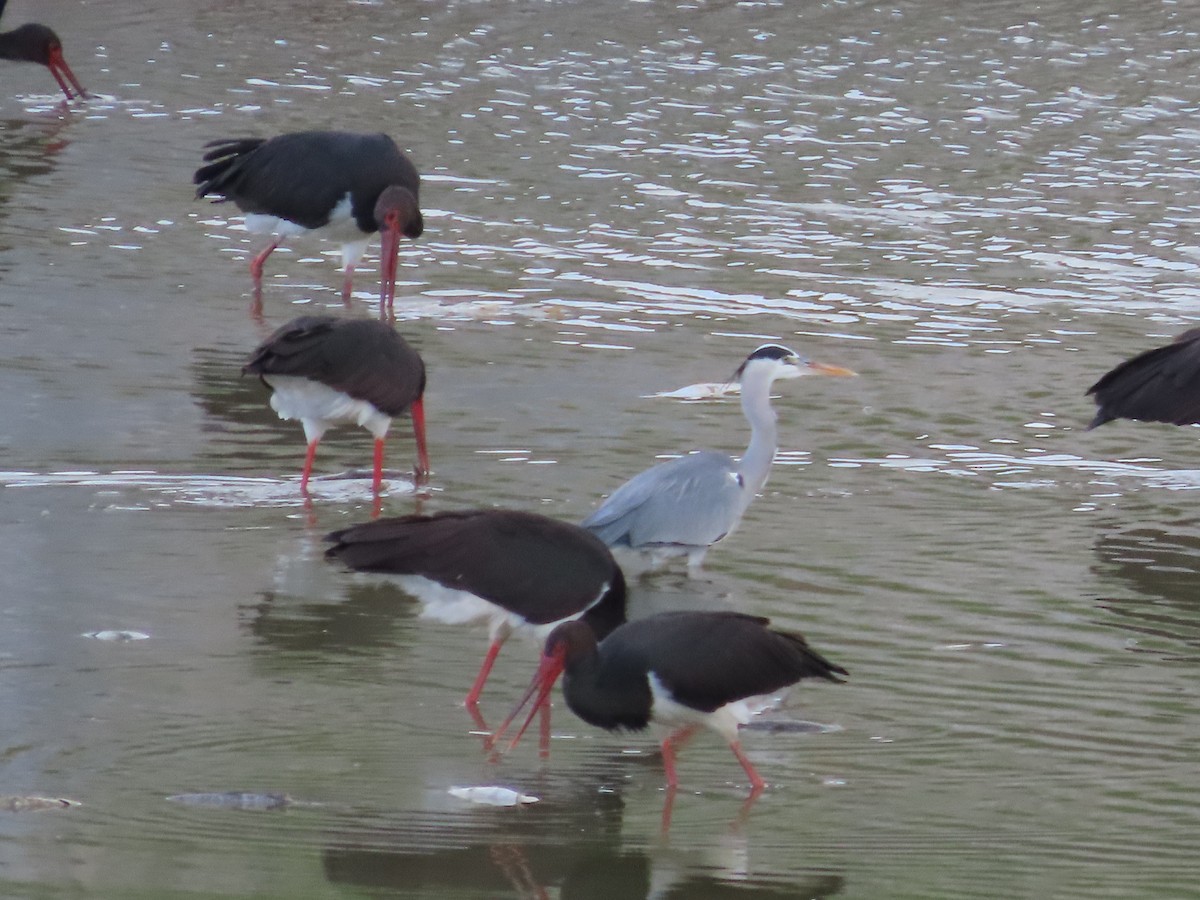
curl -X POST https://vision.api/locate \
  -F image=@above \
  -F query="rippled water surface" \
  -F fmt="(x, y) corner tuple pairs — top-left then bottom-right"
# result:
(3, 0), (1200, 897)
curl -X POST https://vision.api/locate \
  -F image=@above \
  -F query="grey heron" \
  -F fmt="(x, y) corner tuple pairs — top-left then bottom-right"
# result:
(581, 344), (855, 573)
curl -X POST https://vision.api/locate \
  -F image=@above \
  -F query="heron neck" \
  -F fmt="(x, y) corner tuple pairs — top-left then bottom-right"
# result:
(737, 367), (780, 501)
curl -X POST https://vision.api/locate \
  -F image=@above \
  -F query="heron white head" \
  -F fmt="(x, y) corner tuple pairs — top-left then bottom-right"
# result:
(733, 344), (856, 384)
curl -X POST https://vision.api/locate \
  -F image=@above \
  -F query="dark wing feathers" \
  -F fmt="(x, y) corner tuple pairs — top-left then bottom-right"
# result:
(606, 612), (847, 714)
(194, 137), (264, 192)
(325, 510), (620, 625)
(1088, 329), (1200, 428)
(243, 316), (424, 416)
(193, 131), (418, 232)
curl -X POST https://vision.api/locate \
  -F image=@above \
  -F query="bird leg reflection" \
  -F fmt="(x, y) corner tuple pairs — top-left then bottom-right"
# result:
(301, 491), (318, 530)
(660, 785), (678, 835)
(488, 844), (550, 900)
(538, 698), (551, 759)
(732, 782), (765, 831)
(658, 778), (765, 837)
(249, 283), (266, 325)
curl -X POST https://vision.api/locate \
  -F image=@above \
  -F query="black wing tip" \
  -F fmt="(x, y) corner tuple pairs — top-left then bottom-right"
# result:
(821, 661), (850, 684)
(323, 527), (359, 560)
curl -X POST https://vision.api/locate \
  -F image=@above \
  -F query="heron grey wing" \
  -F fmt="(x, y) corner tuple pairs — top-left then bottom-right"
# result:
(582, 451), (743, 548)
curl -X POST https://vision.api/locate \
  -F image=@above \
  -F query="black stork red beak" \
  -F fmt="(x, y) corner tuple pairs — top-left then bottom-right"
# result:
(492, 641), (568, 751)
(375, 185), (423, 318)
(46, 42), (87, 100)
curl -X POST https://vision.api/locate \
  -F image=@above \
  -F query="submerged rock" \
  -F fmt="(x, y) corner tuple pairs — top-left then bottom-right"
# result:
(0, 796), (80, 812)
(166, 791), (292, 811)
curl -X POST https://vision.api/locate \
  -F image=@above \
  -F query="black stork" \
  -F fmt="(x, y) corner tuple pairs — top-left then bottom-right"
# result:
(324, 509), (627, 728)
(194, 131), (423, 318)
(0, 1), (88, 100)
(244, 315), (429, 502)
(497, 611), (847, 791)
(1088, 328), (1200, 431)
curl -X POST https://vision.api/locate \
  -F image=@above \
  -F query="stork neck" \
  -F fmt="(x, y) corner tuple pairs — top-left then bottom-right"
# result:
(737, 367), (780, 501)
(0, 30), (30, 62)
(581, 569), (628, 642)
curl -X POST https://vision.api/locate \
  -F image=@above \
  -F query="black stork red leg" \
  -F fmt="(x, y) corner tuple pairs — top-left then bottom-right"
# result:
(194, 132), (423, 319)
(0, 16), (88, 100)
(324, 509), (627, 735)
(243, 316), (428, 506)
(659, 724), (701, 788)
(497, 611), (847, 792)
(248, 238), (282, 317)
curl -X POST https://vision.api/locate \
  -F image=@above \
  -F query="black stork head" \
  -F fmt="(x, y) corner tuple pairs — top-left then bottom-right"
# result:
(374, 184), (423, 315)
(493, 620), (597, 749)
(0, 23), (88, 100)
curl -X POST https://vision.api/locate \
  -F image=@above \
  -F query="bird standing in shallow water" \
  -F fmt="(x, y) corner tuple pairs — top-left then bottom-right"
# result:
(244, 316), (429, 505)
(1087, 328), (1200, 431)
(0, 1), (88, 100)
(497, 611), (847, 791)
(581, 344), (855, 573)
(194, 131), (423, 319)
(324, 509), (626, 737)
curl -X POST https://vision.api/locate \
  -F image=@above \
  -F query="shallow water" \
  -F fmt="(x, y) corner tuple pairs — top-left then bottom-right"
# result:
(3, 0), (1200, 897)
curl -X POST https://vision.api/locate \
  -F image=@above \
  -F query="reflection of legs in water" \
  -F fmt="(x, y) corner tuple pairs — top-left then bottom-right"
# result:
(538, 699), (551, 758)
(733, 782), (765, 830)
(489, 844), (549, 900)
(660, 784), (678, 836)
(660, 780), (765, 837)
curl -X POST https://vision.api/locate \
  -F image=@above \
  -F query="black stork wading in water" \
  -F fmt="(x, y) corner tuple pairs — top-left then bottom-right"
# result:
(1088, 328), (1200, 432)
(244, 315), (429, 511)
(194, 130), (423, 319)
(324, 509), (627, 739)
(0, 0), (88, 99)
(496, 611), (846, 796)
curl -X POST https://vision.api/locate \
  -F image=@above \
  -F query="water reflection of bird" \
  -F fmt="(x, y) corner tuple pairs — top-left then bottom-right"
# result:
(194, 130), (423, 319)
(0, 1), (87, 99)
(1092, 522), (1200, 658)
(499, 611), (847, 791)
(325, 509), (626, 729)
(0, 117), (70, 246)
(1087, 328), (1200, 430)
(240, 584), (418, 658)
(581, 344), (855, 573)
(244, 316), (429, 503)
(320, 783), (845, 898)
(325, 839), (844, 900)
